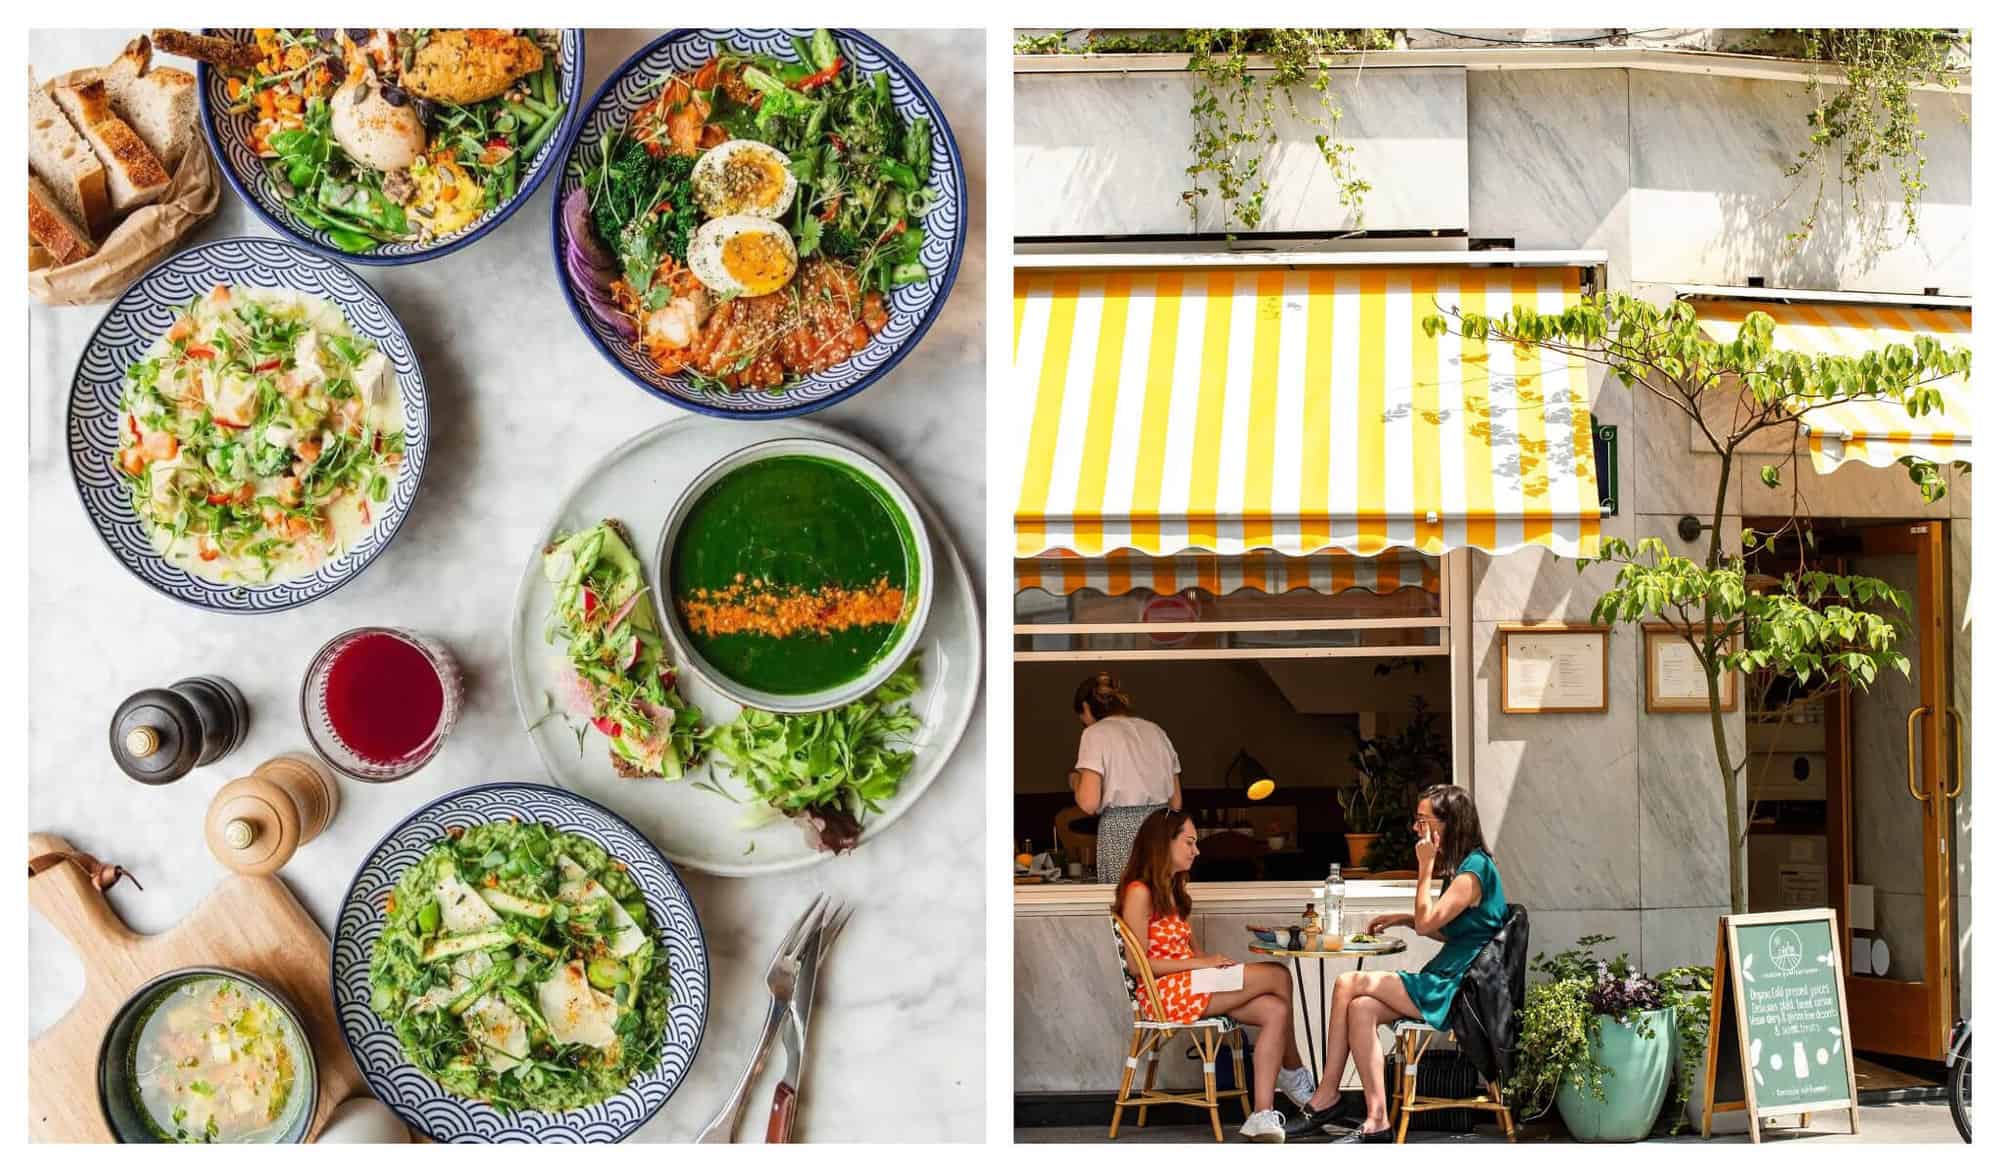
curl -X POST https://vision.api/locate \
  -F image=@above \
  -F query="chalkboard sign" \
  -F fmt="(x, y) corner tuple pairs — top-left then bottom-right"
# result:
(1699, 909), (1860, 1142)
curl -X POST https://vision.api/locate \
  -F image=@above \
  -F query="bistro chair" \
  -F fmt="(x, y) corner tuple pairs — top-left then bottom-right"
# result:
(1107, 915), (1249, 1142)
(1388, 1021), (1516, 1143)
(1387, 904), (1528, 1144)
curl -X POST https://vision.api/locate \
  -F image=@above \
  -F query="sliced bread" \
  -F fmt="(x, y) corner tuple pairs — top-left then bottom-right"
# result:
(96, 36), (197, 172)
(27, 74), (109, 232)
(29, 172), (97, 264)
(50, 78), (170, 211)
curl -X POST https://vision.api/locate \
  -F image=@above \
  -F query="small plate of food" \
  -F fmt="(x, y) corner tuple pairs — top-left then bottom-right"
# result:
(166, 28), (582, 263)
(553, 28), (966, 416)
(331, 782), (708, 1142)
(507, 417), (981, 875)
(66, 236), (427, 613)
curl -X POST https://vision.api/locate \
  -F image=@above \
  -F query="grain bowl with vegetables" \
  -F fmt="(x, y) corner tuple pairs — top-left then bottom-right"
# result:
(172, 28), (583, 263)
(553, 28), (965, 416)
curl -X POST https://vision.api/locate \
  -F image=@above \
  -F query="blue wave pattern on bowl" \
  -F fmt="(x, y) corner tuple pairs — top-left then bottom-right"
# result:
(66, 237), (428, 614)
(553, 28), (966, 417)
(198, 30), (585, 265)
(331, 783), (710, 1143)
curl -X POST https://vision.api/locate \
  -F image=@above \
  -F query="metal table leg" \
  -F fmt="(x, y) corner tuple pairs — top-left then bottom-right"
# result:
(1291, 955), (1319, 1080)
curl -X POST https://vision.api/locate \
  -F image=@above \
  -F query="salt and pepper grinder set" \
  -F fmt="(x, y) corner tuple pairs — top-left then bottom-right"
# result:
(109, 676), (340, 876)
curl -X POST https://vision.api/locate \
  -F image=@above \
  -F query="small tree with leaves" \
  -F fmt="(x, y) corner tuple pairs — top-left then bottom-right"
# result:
(1423, 294), (1969, 913)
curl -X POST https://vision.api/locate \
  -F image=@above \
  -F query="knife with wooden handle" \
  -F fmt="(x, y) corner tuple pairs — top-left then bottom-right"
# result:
(764, 911), (828, 1142)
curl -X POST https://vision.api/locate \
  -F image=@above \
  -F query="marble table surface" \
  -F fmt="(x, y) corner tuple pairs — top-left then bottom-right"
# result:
(28, 28), (986, 1143)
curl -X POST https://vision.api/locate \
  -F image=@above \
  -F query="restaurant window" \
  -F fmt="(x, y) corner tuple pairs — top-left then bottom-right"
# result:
(1013, 550), (1462, 884)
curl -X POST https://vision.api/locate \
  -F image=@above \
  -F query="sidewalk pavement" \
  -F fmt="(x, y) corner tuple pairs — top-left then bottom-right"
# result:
(1016, 1102), (1960, 1144)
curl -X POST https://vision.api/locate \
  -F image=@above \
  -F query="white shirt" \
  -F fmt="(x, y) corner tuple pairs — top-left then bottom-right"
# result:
(1076, 715), (1181, 809)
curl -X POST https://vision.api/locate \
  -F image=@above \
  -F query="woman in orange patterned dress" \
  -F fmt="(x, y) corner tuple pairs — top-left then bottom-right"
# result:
(1115, 809), (1313, 1142)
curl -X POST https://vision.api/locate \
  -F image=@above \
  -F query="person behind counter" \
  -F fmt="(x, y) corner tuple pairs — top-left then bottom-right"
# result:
(1282, 783), (1506, 1142)
(1116, 809), (1312, 1143)
(1069, 671), (1182, 883)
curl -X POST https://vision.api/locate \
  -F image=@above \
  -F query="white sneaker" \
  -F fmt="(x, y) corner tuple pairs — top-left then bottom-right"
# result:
(1277, 1066), (1316, 1112)
(1240, 1108), (1288, 1143)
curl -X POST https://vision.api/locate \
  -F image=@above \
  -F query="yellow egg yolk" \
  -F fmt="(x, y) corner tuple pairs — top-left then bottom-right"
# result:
(721, 231), (795, 296)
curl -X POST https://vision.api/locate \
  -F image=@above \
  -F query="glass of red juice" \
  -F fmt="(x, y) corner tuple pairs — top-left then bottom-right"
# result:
(301, 627), (463, 781)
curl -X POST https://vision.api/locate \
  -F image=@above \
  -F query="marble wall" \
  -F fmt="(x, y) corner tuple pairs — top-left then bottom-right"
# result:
(1015, 67), (1468, 236)
(1627, 71), (1971, 297)
(1455, 67), (1974, 980)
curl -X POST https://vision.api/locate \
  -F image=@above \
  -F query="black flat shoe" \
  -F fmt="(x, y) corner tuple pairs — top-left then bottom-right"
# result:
(1282, 1105), (1345, 1140)
(1331, 1125), (1395, 1144)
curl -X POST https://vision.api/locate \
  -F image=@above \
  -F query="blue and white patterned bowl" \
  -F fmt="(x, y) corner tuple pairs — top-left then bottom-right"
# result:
(332, 782), (710, 1143)
(196, 29), (585, 265)
(66, 237), (429, 614)
(552, 28), (967, 417)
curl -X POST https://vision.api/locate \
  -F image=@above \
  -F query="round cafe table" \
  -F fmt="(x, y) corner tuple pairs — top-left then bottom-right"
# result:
(1249, 938), (1409, 1082)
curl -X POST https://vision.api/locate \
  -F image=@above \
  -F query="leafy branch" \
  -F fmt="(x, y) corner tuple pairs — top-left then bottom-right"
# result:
(1422, 292), (1968, 913)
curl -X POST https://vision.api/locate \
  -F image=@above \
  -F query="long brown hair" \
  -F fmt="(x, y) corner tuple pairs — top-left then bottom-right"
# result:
(1074, 670), (1132, 721)
(1111, 808), (1193, 920)
(1420, 783), (1488, 875)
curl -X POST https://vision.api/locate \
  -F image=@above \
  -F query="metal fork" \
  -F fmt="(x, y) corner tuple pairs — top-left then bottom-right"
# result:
(695, 894), (826, 1143)
(766, 899), (849, 1142)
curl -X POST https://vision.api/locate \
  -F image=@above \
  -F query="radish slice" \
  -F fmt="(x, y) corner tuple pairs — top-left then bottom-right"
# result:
(620, 635), (641, 670)
(606, 587), (646, 631)
(591, 716), (621, 738)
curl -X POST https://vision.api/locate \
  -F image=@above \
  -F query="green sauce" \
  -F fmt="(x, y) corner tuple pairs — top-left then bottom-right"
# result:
(671, 455), (916, 695)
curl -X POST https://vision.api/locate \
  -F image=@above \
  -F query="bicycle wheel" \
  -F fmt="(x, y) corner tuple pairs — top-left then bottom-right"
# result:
(1949, 1047), (1971, 1143)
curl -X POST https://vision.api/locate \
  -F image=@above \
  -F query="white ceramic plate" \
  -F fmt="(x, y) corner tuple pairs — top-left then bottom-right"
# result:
(507, 418), (980, 875)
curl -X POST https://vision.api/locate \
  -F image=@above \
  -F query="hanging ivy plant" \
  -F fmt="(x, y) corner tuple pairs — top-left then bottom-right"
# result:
(1181, 29), (1392, 233)
(1778, 28), (1967, 251)
(1014, 28), (1394, 234)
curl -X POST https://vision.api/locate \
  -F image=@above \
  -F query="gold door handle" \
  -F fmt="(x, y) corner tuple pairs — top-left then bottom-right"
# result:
(1944, 706), (1966, 799)
(1906, 705), (1933, 802)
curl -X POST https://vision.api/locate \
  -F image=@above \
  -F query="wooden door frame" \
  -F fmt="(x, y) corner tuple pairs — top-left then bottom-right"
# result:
(1831, 520), (1954, 1061)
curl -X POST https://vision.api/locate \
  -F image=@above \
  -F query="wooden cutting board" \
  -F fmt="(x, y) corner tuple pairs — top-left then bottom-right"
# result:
(28, 832), (363, 1143)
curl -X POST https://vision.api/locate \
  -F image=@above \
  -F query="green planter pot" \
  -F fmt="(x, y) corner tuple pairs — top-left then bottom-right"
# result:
(1556, 1008), (1676, 1142)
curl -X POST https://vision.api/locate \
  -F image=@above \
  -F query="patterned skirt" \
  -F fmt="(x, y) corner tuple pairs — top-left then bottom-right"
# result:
(1095, 803), (1167, 886)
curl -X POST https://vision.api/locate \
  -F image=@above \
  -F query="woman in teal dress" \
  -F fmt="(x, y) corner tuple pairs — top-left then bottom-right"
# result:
(1284, 784), (1506, 1143)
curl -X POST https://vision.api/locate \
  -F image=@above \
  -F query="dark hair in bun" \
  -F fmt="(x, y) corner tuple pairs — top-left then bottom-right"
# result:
(1074, 671), (1132, 720)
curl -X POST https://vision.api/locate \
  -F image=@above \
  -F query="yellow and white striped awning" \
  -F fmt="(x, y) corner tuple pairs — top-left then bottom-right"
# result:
(1015, 549), (1439, 598)
(1013, 266), (1602, 559)
(1691, 299), (1972, 474)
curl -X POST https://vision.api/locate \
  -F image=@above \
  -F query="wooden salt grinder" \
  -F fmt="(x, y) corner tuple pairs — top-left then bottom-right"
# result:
(204, 755), (340, 876)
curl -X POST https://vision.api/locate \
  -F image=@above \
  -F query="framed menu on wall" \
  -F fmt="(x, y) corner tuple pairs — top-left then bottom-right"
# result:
(1645, 624), (1738, 713)
(1498, 624), (1609, 714)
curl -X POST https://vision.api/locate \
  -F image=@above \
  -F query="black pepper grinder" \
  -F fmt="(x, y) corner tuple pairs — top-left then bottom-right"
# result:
(109, 676), (250, 785)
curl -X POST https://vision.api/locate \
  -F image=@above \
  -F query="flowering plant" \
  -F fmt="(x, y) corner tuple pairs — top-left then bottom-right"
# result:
(1509, 936), (1711, 1133)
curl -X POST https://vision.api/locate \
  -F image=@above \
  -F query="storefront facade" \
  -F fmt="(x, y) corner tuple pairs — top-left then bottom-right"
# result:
(1010, 38), (1971, 1100)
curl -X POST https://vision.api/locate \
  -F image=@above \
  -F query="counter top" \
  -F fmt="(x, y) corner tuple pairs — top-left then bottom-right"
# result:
(28, 28), (986, 1143)
(1015, 879), (1429, 915)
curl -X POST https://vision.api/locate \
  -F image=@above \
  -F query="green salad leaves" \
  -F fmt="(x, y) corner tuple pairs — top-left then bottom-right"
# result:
(701, 655), (924, 851)
(367, 822), (672, 1112)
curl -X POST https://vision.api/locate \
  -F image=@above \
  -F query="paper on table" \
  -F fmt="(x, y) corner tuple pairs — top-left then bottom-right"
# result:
(28, 97), (220, 307)
(1190, 965), (1245, 994)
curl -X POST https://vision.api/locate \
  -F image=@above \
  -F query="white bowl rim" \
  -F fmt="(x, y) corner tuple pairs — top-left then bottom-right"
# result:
(653, 435), (935, 714)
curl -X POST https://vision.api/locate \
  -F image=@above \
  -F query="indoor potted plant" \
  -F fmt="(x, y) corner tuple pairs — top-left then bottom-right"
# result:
(1341, 697), (1448, 871)
(1510, 936), (1712, 1141)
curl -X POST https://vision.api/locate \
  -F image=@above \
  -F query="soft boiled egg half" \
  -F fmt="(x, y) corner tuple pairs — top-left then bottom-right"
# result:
(690, 139), (797, 219)
(687, 215), (798, 298)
